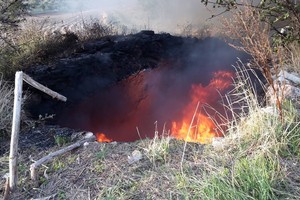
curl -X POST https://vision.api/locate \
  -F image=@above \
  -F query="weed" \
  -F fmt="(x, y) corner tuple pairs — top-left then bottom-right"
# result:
(52, 159), (65, 171)
(57, 190), (66, 200)
(95, 144), (108, 160)
(139, 124), (171, 167)
(54, 135), (70, 147)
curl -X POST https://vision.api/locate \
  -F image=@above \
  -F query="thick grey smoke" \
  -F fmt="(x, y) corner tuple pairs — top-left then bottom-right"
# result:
(42, 0), (222, 34)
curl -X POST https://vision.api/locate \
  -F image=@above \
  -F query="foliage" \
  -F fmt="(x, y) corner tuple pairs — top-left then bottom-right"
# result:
(54, 135), (70, 146)
(221, 5), (284, 117)
(202, 0), (300, 45)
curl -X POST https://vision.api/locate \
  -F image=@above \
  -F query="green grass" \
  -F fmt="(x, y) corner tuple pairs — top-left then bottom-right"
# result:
(201, 156), (280, 200)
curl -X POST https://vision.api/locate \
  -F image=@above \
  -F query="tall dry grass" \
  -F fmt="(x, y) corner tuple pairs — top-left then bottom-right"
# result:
(221, 4), (285, 116)
(0, 77), (14, 138)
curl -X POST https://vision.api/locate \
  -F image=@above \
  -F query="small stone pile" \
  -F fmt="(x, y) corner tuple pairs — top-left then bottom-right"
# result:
(267, 70), (300, 114)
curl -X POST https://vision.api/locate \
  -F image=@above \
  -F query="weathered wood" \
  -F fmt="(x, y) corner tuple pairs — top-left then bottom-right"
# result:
(23, 73), (67, 102)
(31, 193), (57, 200)
(30, 135), (96, 182)
(3, 174), (10, 200)
(9, 71), (23, 191)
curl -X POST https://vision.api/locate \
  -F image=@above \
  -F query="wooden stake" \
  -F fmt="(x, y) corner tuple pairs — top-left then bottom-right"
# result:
(9, 71), (23, 191)
(22, 73), (67, 102)
(8, 71), (67, 192)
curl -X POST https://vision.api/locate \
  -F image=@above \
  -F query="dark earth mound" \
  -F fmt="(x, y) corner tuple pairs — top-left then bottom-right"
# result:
(25, 31), (249, 123)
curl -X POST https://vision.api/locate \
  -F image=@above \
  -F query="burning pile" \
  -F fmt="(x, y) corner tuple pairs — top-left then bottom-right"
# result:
(94, 68), (234, 144)
(41, 33), (246, 144)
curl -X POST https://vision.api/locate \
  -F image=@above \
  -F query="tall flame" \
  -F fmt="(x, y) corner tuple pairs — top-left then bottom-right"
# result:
(171, 70), (233, 143)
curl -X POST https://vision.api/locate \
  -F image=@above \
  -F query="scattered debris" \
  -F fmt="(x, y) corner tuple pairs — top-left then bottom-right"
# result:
(128, 149), (143, 164)
(211, 137), (225, 151)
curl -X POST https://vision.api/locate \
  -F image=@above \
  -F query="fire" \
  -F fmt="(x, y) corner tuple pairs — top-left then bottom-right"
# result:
(96, 132), (112, 142)
(171, 70), (233, 144)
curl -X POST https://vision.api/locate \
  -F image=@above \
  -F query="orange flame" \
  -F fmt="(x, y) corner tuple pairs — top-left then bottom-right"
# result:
(171, 70), (233, 144)
(96, 132), (112, 142)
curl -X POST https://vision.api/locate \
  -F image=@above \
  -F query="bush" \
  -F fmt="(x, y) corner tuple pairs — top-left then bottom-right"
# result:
(202, 0), (300, 45)
(0, 18), (117, 78)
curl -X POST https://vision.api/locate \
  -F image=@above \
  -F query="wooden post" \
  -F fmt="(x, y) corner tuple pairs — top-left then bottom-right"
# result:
(8, 71), (67, 191)
(9, 71), (23, 191)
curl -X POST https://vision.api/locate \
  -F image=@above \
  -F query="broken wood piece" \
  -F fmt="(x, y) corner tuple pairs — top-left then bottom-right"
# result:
(3, 174), (10, 200)
(30, 135), (96, 182)
(31, 193), (57, 200)
(9, 71), (23, 191)
(22, 73), (67, 102)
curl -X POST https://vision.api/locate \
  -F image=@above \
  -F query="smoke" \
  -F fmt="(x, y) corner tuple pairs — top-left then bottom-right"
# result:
(46, 0), (222, 34)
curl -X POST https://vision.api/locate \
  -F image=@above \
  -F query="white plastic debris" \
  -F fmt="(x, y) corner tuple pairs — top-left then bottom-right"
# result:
(83, 142), (90, 147)
(212, 137), (225, 151)
(84, 132), (94, 139)
(128, 150), (142, 164)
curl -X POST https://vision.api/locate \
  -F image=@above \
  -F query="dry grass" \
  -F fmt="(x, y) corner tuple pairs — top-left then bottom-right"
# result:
(221, 4), (285, 116)
(285, 42), (300, 75)
(0, 77), (14, 138)
(0, 17), (118, 78)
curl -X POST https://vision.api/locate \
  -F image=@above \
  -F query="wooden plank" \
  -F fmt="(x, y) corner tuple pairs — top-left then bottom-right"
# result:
(23, 73), (67, 102)
(9, 71), (23, 191)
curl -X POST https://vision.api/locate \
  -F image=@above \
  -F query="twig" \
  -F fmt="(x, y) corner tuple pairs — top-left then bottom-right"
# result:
(3, 175), (10, 200)
(31, 193), (57, 200)
(30, 135), (95, 182)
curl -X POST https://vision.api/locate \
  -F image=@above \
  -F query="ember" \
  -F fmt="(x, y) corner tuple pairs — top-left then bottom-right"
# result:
(96, 133), (112, 142)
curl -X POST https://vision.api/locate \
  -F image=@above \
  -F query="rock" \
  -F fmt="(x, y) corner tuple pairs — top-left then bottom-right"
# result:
(277, 70), (300, 84)
(267, 70), (300, 113)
